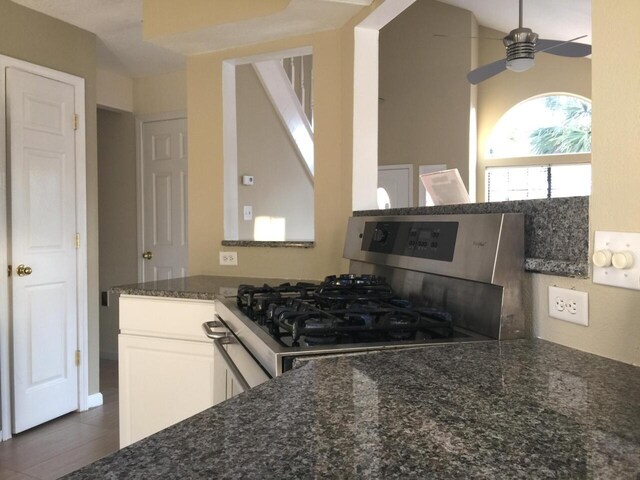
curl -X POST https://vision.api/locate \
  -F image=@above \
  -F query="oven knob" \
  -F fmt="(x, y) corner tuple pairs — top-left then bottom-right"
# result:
(373, 227), (388, 243)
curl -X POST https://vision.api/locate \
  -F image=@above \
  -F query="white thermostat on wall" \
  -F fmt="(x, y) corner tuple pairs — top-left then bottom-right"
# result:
(242, 175), (254, 186)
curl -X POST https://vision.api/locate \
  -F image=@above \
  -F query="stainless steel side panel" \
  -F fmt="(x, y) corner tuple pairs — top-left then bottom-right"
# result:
(215, 299), (283, 378)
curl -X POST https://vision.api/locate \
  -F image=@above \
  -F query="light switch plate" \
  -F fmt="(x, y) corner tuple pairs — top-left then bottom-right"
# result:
(243, 206), (252, 221)
(592, 231), (640, 290)
(548, 286), (589, 326)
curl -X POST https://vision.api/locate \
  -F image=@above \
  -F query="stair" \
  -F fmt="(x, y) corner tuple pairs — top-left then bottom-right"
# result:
(253, 55), (314, 178)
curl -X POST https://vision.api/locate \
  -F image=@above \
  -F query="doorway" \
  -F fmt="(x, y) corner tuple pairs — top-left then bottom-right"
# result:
(0, 56), (89, 439)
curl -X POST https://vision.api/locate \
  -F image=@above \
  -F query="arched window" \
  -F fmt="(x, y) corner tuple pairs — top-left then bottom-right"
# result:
(485, 94), (591, 202)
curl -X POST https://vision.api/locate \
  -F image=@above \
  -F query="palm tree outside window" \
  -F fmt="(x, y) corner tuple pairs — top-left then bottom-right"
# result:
(485, 94), (592, 202)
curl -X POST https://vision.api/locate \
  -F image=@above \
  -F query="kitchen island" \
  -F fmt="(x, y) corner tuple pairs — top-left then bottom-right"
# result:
(65, 339), (639, 479)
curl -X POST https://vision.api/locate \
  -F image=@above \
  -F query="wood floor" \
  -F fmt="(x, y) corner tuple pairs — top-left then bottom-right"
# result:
(0, 359), (119, 480)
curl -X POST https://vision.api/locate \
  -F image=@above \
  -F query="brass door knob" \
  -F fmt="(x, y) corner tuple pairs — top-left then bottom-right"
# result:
(16, 264), (32, 277)
(142, 251), (153, 260)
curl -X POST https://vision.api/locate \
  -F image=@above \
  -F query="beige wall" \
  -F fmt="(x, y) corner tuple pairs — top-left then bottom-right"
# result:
(0, 0), (100, 393)
(473, 14), (639, 366)
(530, 0), (640, 366)
(133, 70), (187, 116)
(186, 30), (351, 280)
(476, 26), (592, 201)
(378, 0), (476, 204)
(97, 68), (134, 112)
(145, 0), (639, 365)
(235, 65), (314, 241)
(97, 109), (138, 359)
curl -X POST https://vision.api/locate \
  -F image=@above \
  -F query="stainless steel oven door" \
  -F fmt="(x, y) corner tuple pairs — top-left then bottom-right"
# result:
(203, 318), (270, 404)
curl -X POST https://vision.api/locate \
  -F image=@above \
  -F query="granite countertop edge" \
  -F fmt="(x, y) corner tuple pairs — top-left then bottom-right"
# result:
(525, 258), (589, 278)
(221, 240), (314, 248)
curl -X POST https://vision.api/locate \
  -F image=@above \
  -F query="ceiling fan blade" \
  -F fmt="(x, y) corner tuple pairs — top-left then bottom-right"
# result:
(467, 59), (507, 85)
(536, 36), (591, 57)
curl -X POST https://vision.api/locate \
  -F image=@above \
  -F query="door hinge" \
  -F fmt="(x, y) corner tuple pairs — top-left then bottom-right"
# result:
(75, 350), (81, 366)
(7, 265), (11, 277)
(75, 233), (81, 249)
(73, 113), (79, 131)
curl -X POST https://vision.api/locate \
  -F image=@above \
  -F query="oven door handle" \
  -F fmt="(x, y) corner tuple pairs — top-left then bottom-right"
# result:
(212, 336), (251, 393)
(202, 320), (231, 339)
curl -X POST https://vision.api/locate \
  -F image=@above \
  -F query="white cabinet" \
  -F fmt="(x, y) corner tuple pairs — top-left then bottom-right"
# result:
(118, 295), (217, 447)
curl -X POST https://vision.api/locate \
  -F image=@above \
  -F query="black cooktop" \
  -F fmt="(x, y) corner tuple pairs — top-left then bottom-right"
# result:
(237, 274), (455, 348)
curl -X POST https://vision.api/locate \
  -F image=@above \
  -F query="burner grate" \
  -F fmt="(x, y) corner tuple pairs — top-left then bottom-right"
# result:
(237, 275), (454, 347)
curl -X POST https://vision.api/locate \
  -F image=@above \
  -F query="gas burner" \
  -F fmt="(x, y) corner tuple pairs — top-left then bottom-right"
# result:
(314, 275), (396, 308)
(384, 310), (418, 341)
(237, 282), (318, 321)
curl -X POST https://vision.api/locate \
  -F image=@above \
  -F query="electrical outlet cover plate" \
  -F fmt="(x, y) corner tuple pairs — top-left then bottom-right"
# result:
(548, 286), (588, 326)
(592, 231), (640, 291)
(219, 251), (238, 266)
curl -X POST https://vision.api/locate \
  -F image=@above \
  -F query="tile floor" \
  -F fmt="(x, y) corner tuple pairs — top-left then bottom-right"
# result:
(0, 359), (119, 479)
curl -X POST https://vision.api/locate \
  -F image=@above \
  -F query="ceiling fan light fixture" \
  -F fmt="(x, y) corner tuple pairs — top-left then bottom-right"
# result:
(504, 29), (537, 73)
(506, 57), (535, 72)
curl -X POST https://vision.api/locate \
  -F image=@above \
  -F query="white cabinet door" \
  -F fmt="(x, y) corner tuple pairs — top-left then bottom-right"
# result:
(119, 334), (215, 447)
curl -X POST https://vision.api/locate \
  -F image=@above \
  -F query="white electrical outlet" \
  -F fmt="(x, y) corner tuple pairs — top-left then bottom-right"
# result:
(548, 286), (588, 326)
(243, 206), (253, 221)
(219, 251), (238, 266)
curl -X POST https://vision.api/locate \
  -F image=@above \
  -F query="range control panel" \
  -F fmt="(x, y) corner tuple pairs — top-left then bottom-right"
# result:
(361, 221), (458, 261)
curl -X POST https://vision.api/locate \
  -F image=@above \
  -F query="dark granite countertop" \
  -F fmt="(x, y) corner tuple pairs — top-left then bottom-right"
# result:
(65, 340), (639, 479)
(110, 275), (317, 300)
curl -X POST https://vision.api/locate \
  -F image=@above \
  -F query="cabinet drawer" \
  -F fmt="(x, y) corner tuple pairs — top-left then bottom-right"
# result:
(119, 295), (216, 342)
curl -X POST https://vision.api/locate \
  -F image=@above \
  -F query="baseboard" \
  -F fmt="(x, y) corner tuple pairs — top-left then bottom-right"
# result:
(100, 350), (118, 361)
(87, 392), (104, 409)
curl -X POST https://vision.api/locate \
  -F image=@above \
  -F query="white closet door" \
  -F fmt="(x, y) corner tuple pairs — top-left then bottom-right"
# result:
(7, 68), (79, 433)
(140, 117), (188, 282)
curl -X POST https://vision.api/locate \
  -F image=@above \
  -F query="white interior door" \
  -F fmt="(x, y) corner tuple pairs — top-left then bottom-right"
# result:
(7, 68), (79, 433)
(140, 118), (188, 282)
(378, 164), (414, 209)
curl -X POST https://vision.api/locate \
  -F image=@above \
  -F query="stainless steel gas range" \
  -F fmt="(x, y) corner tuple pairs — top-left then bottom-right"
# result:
(205, 213), (525, 394)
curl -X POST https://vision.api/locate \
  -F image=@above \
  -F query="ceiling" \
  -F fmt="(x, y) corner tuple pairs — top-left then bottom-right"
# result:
(10, 0), (591, 78)
(439, 0), (591, 45)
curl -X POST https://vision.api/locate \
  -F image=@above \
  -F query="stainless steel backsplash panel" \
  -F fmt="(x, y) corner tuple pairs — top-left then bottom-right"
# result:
(345, 213), (525, 340)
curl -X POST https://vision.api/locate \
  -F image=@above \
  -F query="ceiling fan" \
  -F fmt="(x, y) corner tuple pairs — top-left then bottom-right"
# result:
(467, 0), (592, 85)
